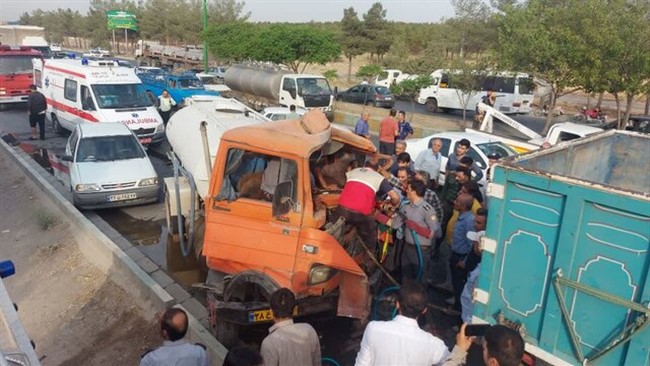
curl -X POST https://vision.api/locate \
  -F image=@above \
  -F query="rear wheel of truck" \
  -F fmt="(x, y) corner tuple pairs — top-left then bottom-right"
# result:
(425, 98), (438, 113)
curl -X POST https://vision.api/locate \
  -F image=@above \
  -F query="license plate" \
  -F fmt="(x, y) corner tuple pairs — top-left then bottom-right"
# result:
(248, 309), (273, 323)
(139, 137), (152, 144)
(107, 192), (137, 202)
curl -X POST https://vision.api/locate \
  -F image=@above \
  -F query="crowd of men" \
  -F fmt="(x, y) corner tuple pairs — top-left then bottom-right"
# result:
(140, 108), (523, 366)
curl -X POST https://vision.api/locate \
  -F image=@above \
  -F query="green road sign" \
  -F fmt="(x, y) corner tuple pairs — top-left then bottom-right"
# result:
(107, 10), (138, 31)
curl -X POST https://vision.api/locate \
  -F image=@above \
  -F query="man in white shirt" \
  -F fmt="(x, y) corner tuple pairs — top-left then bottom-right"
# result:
(415, 138), (443, 190)
(355, 282), (450, 366)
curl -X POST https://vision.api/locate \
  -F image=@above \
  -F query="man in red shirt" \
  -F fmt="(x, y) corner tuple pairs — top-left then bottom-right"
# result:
(329, 162), (399, 250)
(379, 109), (399, 155)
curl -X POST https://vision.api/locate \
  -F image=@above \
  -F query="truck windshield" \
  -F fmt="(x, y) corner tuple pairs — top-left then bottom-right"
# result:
(91, 84), (153, 109)
(76, 135), (145, 162)
(297, 78), (332, 96)
(177, 78), (203, 89)
(0, 56), (34, 75)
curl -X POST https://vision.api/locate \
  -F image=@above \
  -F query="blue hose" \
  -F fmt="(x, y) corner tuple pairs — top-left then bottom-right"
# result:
(410, 228), (424, 281)
(322, 357), (342, 366)
(372, 285), (400, 320)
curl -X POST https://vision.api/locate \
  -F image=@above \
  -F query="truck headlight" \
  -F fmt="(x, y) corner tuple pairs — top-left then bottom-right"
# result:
(75, 184), (101, 192)
(139, 177), (158, 187)
(308, 264), (338, 285)
(154, 123), (164, 133)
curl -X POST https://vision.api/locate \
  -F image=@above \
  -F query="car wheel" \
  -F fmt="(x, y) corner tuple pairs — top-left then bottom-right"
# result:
(51, 114), (64, 135)
(425, 98), (438, 113)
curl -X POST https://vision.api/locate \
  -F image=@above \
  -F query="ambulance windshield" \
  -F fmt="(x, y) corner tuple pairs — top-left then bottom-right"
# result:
(91, 83), (153, 109)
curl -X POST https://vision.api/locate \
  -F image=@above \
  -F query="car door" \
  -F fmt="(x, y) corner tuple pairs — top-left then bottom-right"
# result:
(61, 78), (81, 128)
(358, 85), (369, 104)
(65, 127), (80, 190)
(342, 86), (358, 103)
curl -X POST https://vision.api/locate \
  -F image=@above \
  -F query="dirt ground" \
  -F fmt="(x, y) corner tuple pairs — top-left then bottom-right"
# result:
(0, 149), (160, 365)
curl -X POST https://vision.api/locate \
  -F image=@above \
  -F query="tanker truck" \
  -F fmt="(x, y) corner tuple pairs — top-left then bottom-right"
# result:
(163, 96), (379, 347)
(224, 63), (334, 119)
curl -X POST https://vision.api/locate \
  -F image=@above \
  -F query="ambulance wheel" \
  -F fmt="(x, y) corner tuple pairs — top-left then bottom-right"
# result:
(51, 114), (64, 135)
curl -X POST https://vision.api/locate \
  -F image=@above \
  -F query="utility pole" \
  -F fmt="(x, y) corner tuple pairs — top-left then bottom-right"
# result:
(202, 0), (208, 72)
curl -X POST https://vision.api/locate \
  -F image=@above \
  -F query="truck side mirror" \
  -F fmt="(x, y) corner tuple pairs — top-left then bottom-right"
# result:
(272, 181), (294, 217)
(61, 155), (73, 162)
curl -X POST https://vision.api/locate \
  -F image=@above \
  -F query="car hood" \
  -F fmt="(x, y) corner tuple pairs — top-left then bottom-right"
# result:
(75, 158), (156, 185)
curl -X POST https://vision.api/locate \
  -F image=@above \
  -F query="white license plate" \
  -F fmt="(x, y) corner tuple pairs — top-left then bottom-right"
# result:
(107, 192), (137, 202)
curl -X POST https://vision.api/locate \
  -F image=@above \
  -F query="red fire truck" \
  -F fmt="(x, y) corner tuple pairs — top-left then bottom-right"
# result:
(0, 46), (42, 109)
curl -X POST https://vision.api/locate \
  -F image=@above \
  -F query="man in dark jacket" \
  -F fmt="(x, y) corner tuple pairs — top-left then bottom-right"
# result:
(26, 85), (47, 140)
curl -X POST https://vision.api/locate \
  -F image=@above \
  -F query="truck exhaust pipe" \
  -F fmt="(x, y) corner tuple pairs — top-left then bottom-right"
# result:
(200, 121), (212, 175)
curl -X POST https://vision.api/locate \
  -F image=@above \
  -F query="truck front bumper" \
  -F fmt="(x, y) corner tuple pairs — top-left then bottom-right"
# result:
(0, 95), (29, 104)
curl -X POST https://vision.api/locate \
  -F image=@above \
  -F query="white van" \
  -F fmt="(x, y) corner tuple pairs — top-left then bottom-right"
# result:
(62, 123), (159, 209)
(33, 58), (164, 145)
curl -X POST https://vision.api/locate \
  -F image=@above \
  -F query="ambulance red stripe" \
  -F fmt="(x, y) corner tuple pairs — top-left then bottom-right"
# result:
(46, 98), (99, 122)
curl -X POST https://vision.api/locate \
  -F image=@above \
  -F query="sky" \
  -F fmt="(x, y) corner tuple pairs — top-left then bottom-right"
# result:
(0, 0), (455, 23)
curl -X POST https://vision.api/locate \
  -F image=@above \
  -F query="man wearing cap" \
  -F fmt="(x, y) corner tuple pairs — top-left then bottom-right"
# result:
(486, 152), (501, 181)
(26, 84), (47, 140)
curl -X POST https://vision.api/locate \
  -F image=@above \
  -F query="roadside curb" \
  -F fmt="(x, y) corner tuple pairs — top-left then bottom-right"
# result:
(0, 139), (228, 364)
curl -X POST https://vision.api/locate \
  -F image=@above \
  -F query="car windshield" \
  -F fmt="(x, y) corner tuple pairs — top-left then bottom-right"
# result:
(0, 56), (34, 75)
(91, 84), (153, 109)
(476, 142), (517, 158)
(375, 86), (391, 95)
(76, 135), (145, 162)
(297, 77), (332, 96)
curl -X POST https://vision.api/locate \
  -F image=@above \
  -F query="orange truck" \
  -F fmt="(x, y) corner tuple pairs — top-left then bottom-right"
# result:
(164, 97), (379, 346)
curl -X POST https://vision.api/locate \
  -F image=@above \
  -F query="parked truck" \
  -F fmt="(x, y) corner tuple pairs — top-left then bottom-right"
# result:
(134, 40), (203, 69)
(0, 25), (51, 58)
(137, 70), (219, 106)
(0, 45), (42, 109)
(469, 103), (603, 153)
(475, 130), (650, 365)
(164, 98), (378, 346)
(224, 63), (334, 119)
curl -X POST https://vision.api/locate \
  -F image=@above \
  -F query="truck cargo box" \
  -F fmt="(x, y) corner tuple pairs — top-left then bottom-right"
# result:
(475, 130), (649, 365)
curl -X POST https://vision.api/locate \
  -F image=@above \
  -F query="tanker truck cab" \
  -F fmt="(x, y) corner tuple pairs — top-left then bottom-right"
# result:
(285, 75), (333, 116)
(34, 58), (164, 145)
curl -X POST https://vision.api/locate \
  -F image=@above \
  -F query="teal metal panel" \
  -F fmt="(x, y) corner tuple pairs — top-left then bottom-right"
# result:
(477, 165), (650, 365)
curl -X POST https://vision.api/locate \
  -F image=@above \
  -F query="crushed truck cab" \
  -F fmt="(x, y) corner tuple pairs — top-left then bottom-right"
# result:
(164, 100), (377, 346)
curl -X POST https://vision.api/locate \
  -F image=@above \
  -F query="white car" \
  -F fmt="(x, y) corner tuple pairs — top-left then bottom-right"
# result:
(62, 123), (160, 209)
(405, 131), (517, 187)
(262, 106), (307, 121)
(196, 73), (230, 92)
(50, 44), (62, 52)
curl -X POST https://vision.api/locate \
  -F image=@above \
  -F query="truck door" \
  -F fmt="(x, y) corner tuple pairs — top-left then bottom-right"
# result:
(280, 78), (297, 107)
(204, 148), (302, 286)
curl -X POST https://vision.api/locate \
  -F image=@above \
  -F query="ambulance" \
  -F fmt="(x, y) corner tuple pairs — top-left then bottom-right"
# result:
(33, 57), (165, 146)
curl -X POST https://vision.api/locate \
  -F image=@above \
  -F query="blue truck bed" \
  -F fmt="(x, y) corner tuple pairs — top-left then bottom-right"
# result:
(475, 130), (650, 365)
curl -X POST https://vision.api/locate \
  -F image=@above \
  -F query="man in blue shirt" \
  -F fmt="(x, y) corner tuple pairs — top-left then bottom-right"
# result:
(355, 111), (370, 139)
(449, 194), (475, 313)
(397, 110), (414, 140)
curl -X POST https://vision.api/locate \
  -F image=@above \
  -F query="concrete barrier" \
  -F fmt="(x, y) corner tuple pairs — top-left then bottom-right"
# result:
(332, 101), (466, 138)
(0, 139), (228, 364)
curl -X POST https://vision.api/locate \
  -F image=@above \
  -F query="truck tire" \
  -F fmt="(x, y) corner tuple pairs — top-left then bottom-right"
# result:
(215, 320), (239, 349)
(51, 114), (64, 135)
(425, 98), (438, 113)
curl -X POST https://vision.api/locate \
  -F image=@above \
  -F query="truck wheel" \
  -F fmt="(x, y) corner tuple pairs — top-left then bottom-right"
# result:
(215, 320), (239, 348)
(425, 98), (438, 113)
(51, 114), (64, 135)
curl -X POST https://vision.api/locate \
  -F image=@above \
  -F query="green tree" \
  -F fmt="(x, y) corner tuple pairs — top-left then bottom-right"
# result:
(362, 2), (392, 62)
(446, 59), (488, 122)
(339, 7), (365, 83)
(391, 75), (434, 116)
(356, 64), (386, 83)
(496, 0), (581, 133)
(204, 22), (260, 61)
